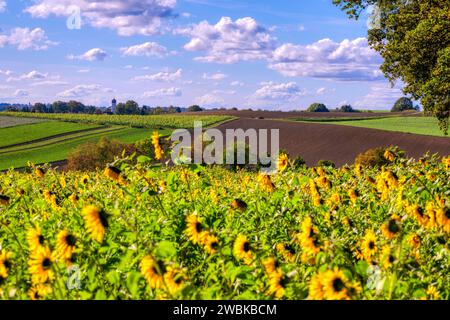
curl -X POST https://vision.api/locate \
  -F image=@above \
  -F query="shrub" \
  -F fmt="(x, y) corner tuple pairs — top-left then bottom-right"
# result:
(317, 160), (336, 168)
(188, 105), (203, 112)
(307, 103), (329, 112)
(391, 97), (415, 112)
(355, 147), (390, 167)
(67, 137), (138, 171)
(338, 104), (358, 112)
(292, 156), (306, 169)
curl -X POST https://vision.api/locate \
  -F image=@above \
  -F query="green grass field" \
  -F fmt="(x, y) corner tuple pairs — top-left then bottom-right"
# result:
(0, 127), (159, 170)
(0, 112), (234, 129)
(0, 121), (101, 148)
(304, 116), (448, 137)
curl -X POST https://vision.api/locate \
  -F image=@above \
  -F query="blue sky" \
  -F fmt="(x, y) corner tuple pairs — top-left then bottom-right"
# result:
(0, 0), (404, 110)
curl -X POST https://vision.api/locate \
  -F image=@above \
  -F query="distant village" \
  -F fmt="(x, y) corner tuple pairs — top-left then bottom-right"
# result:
(0, 99), (205, 115)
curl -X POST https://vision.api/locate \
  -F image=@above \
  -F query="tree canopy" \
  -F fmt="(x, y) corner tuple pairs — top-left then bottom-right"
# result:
(333, 0), (450, 134)
(307, 103), (329, 112)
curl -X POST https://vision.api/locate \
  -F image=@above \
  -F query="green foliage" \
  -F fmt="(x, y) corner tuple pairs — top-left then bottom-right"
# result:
(333, 0), (450, 134)
(307, 103), (329, 113)
(355, 147), (390, 167)
(67, 137), (138, 171)
(338, 104), (358, 113)
(187, 105), (203, 112)
(317, 160), (336, 168)
(391, 97), (415, 112)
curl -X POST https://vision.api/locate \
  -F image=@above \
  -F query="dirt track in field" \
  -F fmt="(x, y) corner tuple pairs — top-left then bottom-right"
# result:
(215, 118), (450, 167)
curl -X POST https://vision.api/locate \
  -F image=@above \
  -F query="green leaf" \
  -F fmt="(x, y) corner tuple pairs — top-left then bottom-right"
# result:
(155, 240), (177, 259)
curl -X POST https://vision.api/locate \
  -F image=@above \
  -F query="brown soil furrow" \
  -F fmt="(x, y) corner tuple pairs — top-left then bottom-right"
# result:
(216, 119), (450, 167)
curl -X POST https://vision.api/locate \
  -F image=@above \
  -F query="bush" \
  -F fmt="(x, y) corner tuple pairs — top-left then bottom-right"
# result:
(188, 105), (203, 112)
(355, 147), (390, 167)
(67, 137), (138, 171)
(391, 97), (415, 112)
(338, 104), (358, 112)
(317, 160), (336, 168)
(307, 103), (329, 112)
(292, 156), (306, 169)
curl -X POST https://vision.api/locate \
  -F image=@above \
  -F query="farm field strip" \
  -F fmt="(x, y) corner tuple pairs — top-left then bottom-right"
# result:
(0, 126), (126, 155)
(0, 112), (235, 129)
(295, 116), (448, 137)
(0, 115), (47, 128)
(0, 121), (102, 148)
(0, 127), (157, 170)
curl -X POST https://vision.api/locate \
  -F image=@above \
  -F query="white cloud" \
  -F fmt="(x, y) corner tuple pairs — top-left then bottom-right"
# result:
(121, 42), (168, 57)
(124, 65), (133, 69)
(0, 27), (56, 50)
(30, 80), (68, 87)
(0, 1), (6, 12)
(25, 0), (177, 36)
(7, 70), (48, 82)
(0, 69), (13, 76)
(14, 89), (29, 97)
(143, 87), (182, 98)
(230, 81), (244, 87)
(195, 94), (224, 106)
(68, 48), (108, 61)
(202, 72), (227, 80)
(77, 68), (90, 73)
(298, 24), (306, 32)
(253, 82), (306, 101)
(316, 87), (336, 95)
(269, 38), (383, 81)
(354, 83), (403, 109)
(133, 68), (182, 82)
(57, 84), (113, 98)
(176, 16), (276, 63)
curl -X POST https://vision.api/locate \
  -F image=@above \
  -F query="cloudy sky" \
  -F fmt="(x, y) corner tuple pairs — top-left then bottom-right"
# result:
(0, 0), (404, 110)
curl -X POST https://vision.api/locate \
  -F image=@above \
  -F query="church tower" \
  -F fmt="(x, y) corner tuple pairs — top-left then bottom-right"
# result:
(111, 98), (117, 114)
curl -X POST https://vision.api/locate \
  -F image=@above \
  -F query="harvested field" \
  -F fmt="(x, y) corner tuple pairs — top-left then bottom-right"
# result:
(192, 110), (419, 120)
(216, 118), (450, 166)
(0, 115), (46, 128)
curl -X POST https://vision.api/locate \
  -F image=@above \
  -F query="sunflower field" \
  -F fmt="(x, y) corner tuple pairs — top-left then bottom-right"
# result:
(0, 146), (449, 300)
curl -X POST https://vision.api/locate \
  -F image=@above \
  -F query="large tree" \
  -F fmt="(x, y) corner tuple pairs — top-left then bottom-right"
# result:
(333, 0), (450, 134)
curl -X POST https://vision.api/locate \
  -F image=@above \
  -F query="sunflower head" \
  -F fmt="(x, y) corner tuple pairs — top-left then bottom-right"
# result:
(56, 230), (77, 262)
(28, 246), (54, 285)
(35, 168), (45, 178)
(277, 153), (289, 172)
(104, 166), (121, 182)
(27, 226), (45, 253)
(81, 205), (108, 243)
(231, 199), (247, 211)
(0, 195), (10, 206)
(140, 256), (165, 289)
(186, 213), (208, 245)
(381, 217), (401, 239)
(322, 268), (350, 300)
(233, 235), (253, 264)
(203, 234), (219, 254)
(361, 230), (377, 263)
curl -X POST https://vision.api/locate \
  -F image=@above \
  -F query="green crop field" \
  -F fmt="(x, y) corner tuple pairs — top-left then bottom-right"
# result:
(0, 112), (234, 129)
(0, 121), (101, 148)
(0, 127), (159, 170)
(303, 117), (448, 137)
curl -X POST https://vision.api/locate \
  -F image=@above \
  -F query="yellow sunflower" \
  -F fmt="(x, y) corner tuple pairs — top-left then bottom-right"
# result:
(231, 199), (247, 211)
(140, 256), (165, 289)
(381, 216), (401, 239)
(0, 250), (12, 280)
(322, 268), (350, 300)
(276, 243), (296, 263)
(164, 266), (186, 295)
(268, 271), (286, 299)
(203, 234), (219, 254)
(262, 257), (281, 275)
(298, 217), (321, 261)
(308, 271), (325, 300)
(384, 150), (395, 162)
(28, 284), (52, 300)
(348, 189), (358, 204)
(81, 205), (108, 243)
(104, 166), (121, 183)
(442, 156), (450, 170)
(185, 213), (208, 245)
(233, 235), (253, 264)
(258, 173), (276, 192)
(151, 131), (164, 160)
(381, 245), (396, 269)
(277, 153), (289, 172)
(27, 226), (45, 253)
(35, 167), (45, 178)
(426, 285), (440, 300)
(436, 207), (450, 233)
(360, 230), (377, 263)
(28, 246), (54, 284)
(55, 230), (77, 262)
